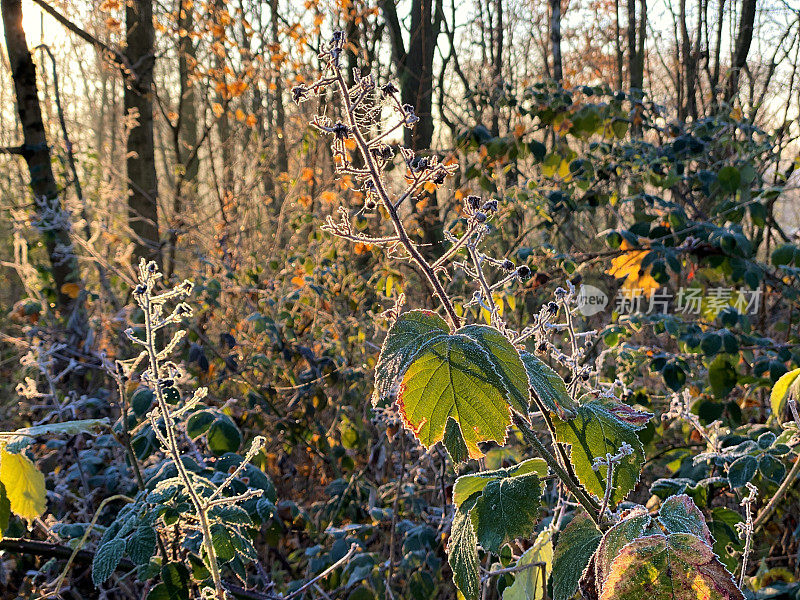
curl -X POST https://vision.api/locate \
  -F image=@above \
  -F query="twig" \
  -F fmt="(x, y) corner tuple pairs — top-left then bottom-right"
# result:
(284, 543), (359, 600)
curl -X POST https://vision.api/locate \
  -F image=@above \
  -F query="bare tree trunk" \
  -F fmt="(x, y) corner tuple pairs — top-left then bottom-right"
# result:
(679, 0), (692, 119)
(270, 0), (288, 177)
(2, 0), (88, 341)
(627, 0), (636, 86)
(125, 0), (160, 263)
(710, 0), (725, 102)
(725, 0), (756, 103)
(381, 0), (444, 251)
(550, 0), (563, 83)
(633, 0), (646, 89)
(166, 0), (199, 278)
(615, 0), (624, 88)
(491, 0), (504, 134)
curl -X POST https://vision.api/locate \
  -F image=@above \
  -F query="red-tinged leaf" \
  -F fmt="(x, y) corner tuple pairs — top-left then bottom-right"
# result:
(599, 533), (744, 600)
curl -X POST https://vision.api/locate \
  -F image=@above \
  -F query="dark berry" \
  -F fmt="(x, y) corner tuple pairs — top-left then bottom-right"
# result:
(517, 265), (532, 281)
(466, 195), (481, 210)
(474, 212), (487, 223)
(502, 259), (515, 271)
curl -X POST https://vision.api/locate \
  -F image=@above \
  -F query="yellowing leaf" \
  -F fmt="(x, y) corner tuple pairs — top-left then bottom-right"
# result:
(0, 449), (46, 523)
(60, 282), (80, 299)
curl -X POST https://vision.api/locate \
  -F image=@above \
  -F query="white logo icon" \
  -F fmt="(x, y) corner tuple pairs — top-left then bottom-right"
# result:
(576, 284), (608, 316)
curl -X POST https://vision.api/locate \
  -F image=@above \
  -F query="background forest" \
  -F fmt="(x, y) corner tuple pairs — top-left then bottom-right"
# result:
(1, 0), (800, 598)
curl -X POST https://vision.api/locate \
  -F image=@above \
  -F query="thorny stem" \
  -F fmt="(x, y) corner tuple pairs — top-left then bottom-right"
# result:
(737, 482), (758, 588)
(467, 244), (499, 326)
(329, 58), (461, 329)
(139, 281), (227, 599)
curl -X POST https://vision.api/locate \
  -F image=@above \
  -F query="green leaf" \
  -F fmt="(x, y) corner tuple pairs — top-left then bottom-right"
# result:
(210, 523), (236, 562)
(552, 511), (602, 600)
(599, 533), (744, 600)
(592, 507), (653, 596)
(160, 562), (191, 600)
(206, 417), (241, 455)
(448, 501), (480, 600)
(553, 400), (646, 505)
(397, 334), (513, 460)
(728, 455), (757, 488)
(758, 454), (786, 483)
(92, 538), (126, 585)
(501, 529), (553, 600)
(0, 482), (10, 536)
(717, 166), (741, 194)
(373, 310), (450, 406)
(708, 356), (738, 399)
(127, 525), (157, 565)
(770, 368), (800, 424)
(459, 325), (530, 414)
(471, 472), (542, 553)
(131, 388), (155, 417)
(444, 417), (469, 463)
(186, 410), (215, 439)
(453, 458), (547, 508)
(520, 352), (577, 418)
(658, 494), (711, 544)
(377, 314), (532, 460)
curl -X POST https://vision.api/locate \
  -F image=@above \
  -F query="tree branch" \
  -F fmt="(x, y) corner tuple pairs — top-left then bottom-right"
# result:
(27, 0), (132, 77)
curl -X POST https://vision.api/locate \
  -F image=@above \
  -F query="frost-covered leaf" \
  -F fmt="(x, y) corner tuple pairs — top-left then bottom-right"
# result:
(460, 325), (530, 413)
(373, 310), (450, 406)
(471, 472), (542, 553)
(520, 352), (576, 418)
(92, 538), (126, 585)
(448, 500), (480, 600)
(591, 507), (653, 595)
(0, 419), (109, 449)
(502, 528), (553, 600)
(127, 525), (158, 565)
(0, 448), (46, 522)
(397, 334), (513, 459)
(453, 458), (547, 508)
(553, 400), (646, 505)
(599, 533), (744, 600)
(658, 494), (711, 545)
(552, 511), (602, 600)
(727, 455), (757, 488)
(376, 313), (531, 460)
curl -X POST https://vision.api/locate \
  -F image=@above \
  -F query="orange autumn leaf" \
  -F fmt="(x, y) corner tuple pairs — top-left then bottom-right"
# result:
(344, 138), (357, 151)
(291, 275), (306, 287)
(423, 182), (438, 194)
(105, 17), (121, 33)
(606, 241), (659, 295)
(514, 123), (526, 138)
(298, 195), (312, 208)
(245, 113), (257, 128)
(301, 167), (315, 183)
(60, 283), (80, 299)
(212, 103), (224, 118)
(235, 108), (246, 122)
(354, 242), (372, 255)
(320, 191), (337, 204)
